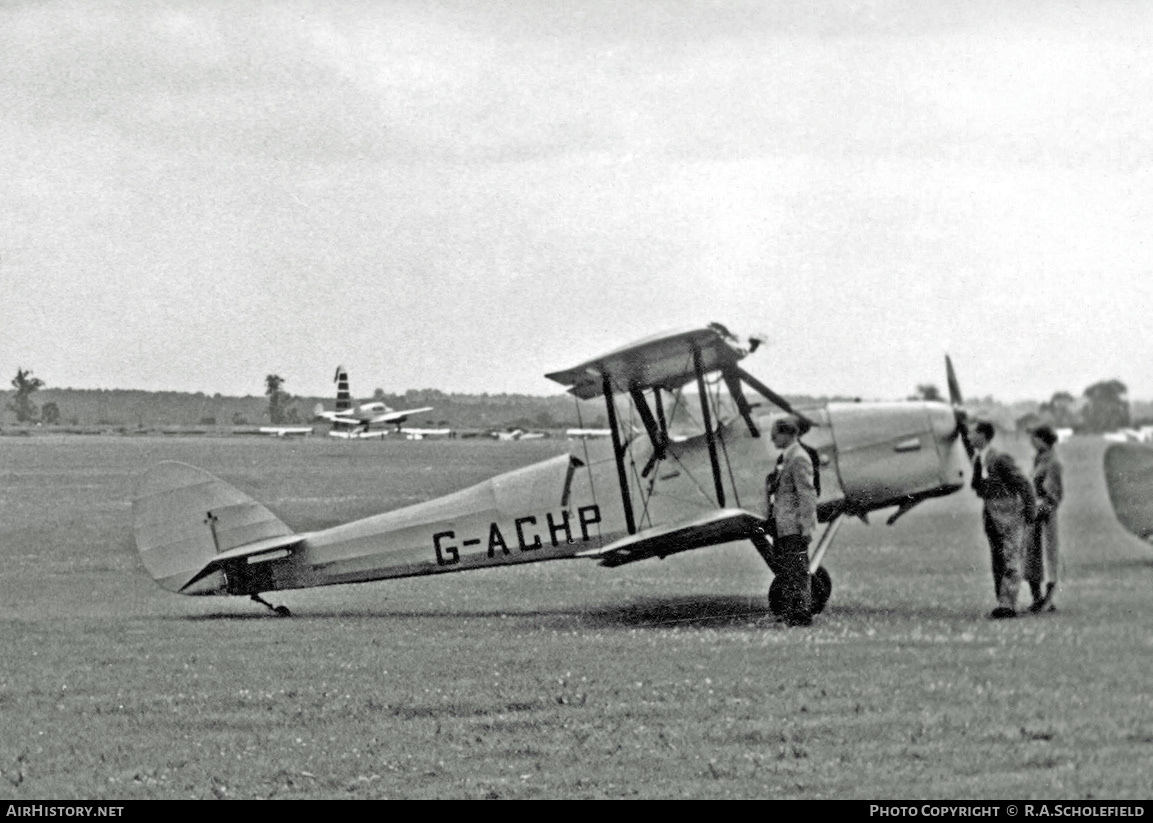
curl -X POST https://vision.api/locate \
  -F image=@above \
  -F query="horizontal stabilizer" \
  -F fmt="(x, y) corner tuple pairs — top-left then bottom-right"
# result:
(1104, 443), (1153, 544)
(133, 462), (304, 594)
(545, 325), (756, 400)
(577, 508), (763, 567)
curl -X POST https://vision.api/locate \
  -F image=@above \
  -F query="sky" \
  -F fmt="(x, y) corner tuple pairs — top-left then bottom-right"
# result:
(2, 0), (1151, 403)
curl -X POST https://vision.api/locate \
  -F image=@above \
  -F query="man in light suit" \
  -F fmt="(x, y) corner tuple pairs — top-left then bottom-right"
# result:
(968, 420), (1037, 619)
(766, 416), (818, 626)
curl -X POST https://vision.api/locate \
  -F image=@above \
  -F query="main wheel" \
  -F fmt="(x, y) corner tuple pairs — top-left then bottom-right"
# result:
(767, 577), (786, 617)
(810, 566), (832, 615)
(274, 605), (292, 617)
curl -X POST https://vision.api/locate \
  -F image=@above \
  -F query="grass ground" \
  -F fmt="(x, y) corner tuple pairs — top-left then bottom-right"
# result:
(1, 434), (1150, 799)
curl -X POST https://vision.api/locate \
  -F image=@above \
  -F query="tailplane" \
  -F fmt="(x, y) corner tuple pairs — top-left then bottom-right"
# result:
(132, 462), (302, 595)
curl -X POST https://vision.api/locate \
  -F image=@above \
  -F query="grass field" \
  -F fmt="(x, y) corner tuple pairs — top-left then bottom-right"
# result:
(1, 434), (1150, 799)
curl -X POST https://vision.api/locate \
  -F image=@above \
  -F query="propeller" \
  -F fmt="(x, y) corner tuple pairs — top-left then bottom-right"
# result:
(945, 354), (974, 458)
(945, 355), (963, 406)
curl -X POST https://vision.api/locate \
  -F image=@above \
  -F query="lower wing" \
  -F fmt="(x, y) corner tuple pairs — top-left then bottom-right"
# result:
(577, 509), (764, 567)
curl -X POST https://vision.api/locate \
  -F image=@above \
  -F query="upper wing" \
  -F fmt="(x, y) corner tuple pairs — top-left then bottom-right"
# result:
(368, 406), (434, 424)
(545, 324), (756, 399)
(576, 508), (764, 567)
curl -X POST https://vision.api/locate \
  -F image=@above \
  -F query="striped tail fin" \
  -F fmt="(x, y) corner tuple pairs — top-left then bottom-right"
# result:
(335, 366), (352, 412)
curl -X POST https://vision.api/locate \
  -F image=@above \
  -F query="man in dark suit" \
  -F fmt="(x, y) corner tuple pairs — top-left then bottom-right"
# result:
(968, 420), (1037, 619)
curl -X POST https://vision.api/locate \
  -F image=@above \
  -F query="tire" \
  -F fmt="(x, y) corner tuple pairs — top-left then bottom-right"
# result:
(767, 577), (786, 617)
(810, 566), (832, 615)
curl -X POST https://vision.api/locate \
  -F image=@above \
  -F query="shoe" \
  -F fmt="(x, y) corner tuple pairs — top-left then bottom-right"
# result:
(988, 607), (1016, 620)
(1030, 583), (1056, 614)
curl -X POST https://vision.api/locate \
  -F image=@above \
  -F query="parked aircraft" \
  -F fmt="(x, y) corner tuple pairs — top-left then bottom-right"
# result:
(1103, 441), (1153, 544)
(134, 324), (971, 617)
(314, 366), (432, 434)
(566, 428), (613, 439)
(492, 429), (546, 441)
(328, 429), (388, 440)
(1103, 426), (1153, 444)
(401, 427), (453, 440)
(328, 426), (452, 440)
(258, 427), (314, 437)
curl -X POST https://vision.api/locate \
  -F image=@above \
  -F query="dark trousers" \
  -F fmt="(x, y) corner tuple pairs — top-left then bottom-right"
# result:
(983, 498), (1026, 609)
(775, 534), (812, 625)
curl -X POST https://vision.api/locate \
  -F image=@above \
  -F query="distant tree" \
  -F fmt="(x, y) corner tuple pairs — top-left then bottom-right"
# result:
(232, 411), (249, 426)
(1038, 390), (1079, 429)
(1082, 379), (1130, 432)
(909, 383), (943, 402)
(8, 368), (44, 422)
(40, 401), (60, 425)
(265, 374), (297, 425)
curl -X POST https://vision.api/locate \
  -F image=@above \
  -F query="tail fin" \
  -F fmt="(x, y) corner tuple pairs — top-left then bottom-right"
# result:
(334, 365), (352, 412)
(132, 462), (299, 595)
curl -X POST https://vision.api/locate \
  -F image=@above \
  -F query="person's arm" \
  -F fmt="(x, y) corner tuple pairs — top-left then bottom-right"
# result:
(998, 455), (1037, 520)
(1044, 460), (1064, 508)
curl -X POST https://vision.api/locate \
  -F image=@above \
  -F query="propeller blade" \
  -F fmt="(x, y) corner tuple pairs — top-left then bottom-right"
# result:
(945, 355), (963, 406)
(944, 355), (974, 458)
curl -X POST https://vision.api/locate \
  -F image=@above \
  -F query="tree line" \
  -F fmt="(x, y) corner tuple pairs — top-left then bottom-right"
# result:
(909, 379), (1135, 432)
(3, 366), (1142, 433)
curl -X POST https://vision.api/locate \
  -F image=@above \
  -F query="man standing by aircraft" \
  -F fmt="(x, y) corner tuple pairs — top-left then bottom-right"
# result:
(967, 420), (1037, 619)
(767, 416), (819, 627)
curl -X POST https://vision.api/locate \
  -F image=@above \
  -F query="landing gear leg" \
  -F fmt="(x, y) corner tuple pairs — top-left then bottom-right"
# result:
(803, 514), (843, 616)
(251, 594), (291, 617)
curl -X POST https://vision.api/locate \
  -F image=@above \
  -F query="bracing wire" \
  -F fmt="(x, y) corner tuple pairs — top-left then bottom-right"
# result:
(572, 396), (602, 543)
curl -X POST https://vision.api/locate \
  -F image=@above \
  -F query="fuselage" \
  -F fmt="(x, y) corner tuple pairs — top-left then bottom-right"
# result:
(222, 400), (967, 596)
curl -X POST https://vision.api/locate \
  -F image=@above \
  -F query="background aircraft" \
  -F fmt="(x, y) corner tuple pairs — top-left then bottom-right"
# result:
(134, 324), (970, 617)
(258, 426), (314, 437)
(400, 427), (453, 440)
(314, 366), (432, 435)
(566, 428), (613, 439)
(1103, 441), (1153, 545)
(492, 428), (546, 441)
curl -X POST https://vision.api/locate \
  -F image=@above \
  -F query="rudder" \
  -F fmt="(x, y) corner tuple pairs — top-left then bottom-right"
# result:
(132, 462), (296, 594)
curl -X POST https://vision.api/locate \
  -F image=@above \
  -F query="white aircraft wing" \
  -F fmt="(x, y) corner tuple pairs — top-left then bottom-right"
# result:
(316, 410), (356, 423)
(259, 427), (313, 437)
(367, 406), (434, 424)
(576, 508), (764, 567)
(545, 325), (752, 400)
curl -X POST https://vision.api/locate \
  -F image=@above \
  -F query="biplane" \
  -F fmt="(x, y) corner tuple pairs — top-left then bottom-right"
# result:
(314, 366), (433, 435)
(133, 324), (971, 617)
